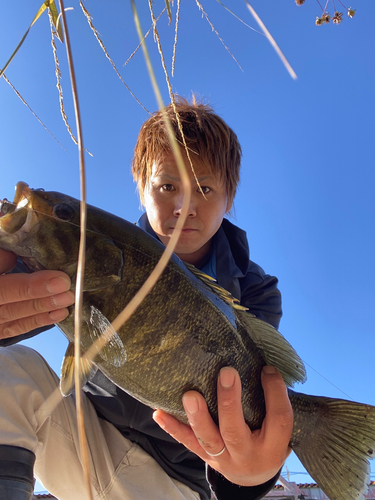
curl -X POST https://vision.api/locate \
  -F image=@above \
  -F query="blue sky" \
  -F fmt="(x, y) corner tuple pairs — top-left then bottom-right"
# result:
(1, 0), (374, 493)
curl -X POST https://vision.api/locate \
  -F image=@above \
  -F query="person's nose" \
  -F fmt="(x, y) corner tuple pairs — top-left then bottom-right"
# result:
(173, 192), (197, 218)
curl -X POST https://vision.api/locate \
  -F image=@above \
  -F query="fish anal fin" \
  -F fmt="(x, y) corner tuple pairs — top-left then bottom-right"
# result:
(60, 342), (97, 396)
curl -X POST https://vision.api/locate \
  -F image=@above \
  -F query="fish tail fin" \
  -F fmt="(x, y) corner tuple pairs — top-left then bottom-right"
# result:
(289, 390), (375, 500)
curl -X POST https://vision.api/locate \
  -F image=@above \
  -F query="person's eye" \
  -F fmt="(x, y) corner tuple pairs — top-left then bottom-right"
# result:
(199, 186), (211, 195)
(162, 184), (175, 192)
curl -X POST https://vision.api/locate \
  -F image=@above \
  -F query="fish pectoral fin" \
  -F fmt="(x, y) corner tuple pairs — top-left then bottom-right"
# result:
(60, 343), (98, 397)
(238, 311), (307, 387)
(87, 305), (127, 368)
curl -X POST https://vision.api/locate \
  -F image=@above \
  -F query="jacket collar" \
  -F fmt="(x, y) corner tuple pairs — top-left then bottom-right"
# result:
(137, 213), (249, 300)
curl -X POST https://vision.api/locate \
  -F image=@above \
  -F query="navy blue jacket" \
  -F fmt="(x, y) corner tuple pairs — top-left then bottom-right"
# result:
(1, 215), (282, 500)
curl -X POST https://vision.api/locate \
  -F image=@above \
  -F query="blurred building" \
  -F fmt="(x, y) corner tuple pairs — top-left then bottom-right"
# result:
(264, 479), (375, 500)
(33, 495), (56, 500)
(32, 480), (375, 500)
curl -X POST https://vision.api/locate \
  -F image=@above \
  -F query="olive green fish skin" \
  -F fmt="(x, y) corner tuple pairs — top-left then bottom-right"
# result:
(58, 205), (267, 427)
(1, 184), (375, 500)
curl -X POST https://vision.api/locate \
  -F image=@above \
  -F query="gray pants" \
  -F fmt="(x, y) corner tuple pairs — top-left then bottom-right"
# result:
(0, 345), (200, 500)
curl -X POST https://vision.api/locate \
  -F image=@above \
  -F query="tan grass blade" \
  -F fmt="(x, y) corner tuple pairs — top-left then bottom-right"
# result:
(243, 0), (297, 80)
(165, 0), (173, 24)
(48, 0), (64, 42)
(79, 1), (150, 114)
(56, 1), (93, 498)
(0, 1), (49, 78)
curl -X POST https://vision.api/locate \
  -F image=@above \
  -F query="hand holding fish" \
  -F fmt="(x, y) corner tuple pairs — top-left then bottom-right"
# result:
(153, 365), (293, 487)
(0, 249), (74, 339)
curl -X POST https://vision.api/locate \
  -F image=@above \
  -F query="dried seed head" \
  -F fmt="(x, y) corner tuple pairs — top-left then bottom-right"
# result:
(295, 0), (306, 5)
(315, 16), (324, 26)
(323, 13), (331, 23)
(332, 11), (343, 24)
(348, 8), (356, 18)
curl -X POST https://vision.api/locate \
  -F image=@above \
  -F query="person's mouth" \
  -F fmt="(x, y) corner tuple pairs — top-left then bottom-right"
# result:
(169, 227), (198, 234)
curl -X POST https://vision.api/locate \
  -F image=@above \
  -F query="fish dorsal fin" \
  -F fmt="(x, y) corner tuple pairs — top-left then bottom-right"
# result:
(185, 262), (306, 386)
(60, 342), (98, 396)
(87, 306), (127, 367)
(238, 311), (307, 387)
(184, 262), (248, 311)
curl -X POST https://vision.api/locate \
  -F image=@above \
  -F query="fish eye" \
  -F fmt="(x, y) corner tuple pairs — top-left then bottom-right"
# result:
(0, 199), (12, 215)
(53, 203), (75, 221)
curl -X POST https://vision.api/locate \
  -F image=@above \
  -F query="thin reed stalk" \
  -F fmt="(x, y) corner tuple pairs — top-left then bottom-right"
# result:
(56, 1), (93, 498)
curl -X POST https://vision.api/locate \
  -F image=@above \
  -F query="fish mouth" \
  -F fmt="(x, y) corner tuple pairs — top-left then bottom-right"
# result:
(0, 182), (31, 234)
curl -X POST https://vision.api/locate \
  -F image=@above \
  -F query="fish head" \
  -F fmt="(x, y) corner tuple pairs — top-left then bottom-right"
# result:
(0, 181), (81, 274)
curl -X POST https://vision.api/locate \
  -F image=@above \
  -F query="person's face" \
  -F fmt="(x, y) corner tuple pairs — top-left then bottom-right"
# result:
(143, 151), (231, 265)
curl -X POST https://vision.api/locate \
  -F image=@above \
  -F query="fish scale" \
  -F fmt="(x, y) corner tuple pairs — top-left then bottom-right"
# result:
(1, 182), (375, 500)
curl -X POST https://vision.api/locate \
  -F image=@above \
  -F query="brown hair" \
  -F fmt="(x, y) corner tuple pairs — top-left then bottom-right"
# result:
(132, 96), (242, 207)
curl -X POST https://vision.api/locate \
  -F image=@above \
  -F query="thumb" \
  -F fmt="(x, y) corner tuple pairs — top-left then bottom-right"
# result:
(0, 249), (17, 274)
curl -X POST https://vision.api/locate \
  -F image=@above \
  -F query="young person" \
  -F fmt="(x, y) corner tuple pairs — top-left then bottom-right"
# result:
(0, 97), (293, 500)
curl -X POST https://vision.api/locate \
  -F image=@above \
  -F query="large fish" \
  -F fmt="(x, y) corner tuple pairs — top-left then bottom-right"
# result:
(0, 182), (374, 500)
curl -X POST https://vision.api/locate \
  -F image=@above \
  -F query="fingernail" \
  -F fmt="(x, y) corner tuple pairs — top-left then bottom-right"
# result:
(262, 366), (277, 375)
(219, 367), (235, 388)
(49, 308), (69, 322)
(153, 411), (166, 429)
(51, 291), (75, 307)
(183, 396), (199, 415)
(46, 277), (71, 294)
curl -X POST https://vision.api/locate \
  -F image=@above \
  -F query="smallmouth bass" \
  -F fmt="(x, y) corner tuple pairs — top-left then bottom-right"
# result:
(0, 182), (374, 500)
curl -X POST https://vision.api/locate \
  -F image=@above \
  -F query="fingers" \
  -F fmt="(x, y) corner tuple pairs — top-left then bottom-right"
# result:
(0, 308), (71, 340)
(153, 410), (201, 454)
(0, 290), (74, 321)
(153, 394), (226, 462)
(0, 249), (17, 274)
(153, 365), (293, 488)
(216, 367), (251, 457)
(183, 391), (225, 458)
(0, 270), (74, 340)
(260, 366), (293, 460)
(0, 271), (72, 305)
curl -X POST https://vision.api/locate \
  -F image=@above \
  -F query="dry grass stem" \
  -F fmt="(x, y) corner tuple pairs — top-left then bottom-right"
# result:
(148, 0), (206, 199)
(172, 0), (181, 76)
(214, 0), (264, 35)
(79, 1), (150, 115)
(1, 73), (66, 150)
(49, 13), (93, 156)
(123, 7), (166, 68)
(49, 13), (79, 147)
(243, 0), (297, 80)
(195, 0), (243, 72)
(56, 0), (93, 498)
